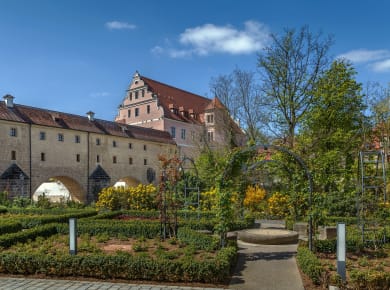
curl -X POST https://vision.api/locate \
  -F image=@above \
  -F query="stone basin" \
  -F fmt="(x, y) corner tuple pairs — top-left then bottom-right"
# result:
(237, 228), (299, 245)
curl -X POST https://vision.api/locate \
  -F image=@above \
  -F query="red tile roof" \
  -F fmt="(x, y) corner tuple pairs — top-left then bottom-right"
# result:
(0, 101), (175, 145)
(141, 76), (210, 124)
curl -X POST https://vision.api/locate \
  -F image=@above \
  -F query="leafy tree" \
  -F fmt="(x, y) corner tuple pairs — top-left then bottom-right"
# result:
(297, 60), (366, 216)
(258, 26), (333, 148)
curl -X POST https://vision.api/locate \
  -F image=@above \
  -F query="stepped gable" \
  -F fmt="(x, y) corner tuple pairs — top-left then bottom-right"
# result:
(141, 76), (209, 124)
(0, 101), (174, 144)
(204, 96), (227, 111)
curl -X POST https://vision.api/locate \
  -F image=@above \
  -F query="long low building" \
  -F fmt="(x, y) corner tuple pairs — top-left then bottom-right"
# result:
(0, 95), (176, 203)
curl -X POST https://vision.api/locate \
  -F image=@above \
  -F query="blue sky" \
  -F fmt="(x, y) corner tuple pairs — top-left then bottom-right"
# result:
(1, 0), (390, 120)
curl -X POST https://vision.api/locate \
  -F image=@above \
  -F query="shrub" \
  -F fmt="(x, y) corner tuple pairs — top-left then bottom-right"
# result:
(177, 227), (219, 251)
(267, 192), (290, 218)
(243, 185), (266, 212)
(0, 223), (58, 248)
(0, 221), (23, 235)
(296, 246), (323, 284)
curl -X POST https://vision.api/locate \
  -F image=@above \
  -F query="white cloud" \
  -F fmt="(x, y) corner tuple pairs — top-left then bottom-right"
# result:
(153, 21), (270, 58)
(105, 21), (136, 30)
(371, 59), (390, 72)
(337, 49), (390, 64)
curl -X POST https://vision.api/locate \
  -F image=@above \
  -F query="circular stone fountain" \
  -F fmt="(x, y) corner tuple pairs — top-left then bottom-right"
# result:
(237, 228), (299, 245)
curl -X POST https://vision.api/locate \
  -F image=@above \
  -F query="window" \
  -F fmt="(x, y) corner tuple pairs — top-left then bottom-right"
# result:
(207, 114), (214, 124)
(75, 135), (80, 143)
(113, 156), (117, 164)
(76, 154), (80, 162)
(207, 131), (214, 142)
(9, 127), (17, 137)
(181, 128), (186, 140)
(96, 155), (100, 163)
(143, 144), (147, 151)
(147, 105), (150, 114)
(127, 109), (131, 118)
(39, 131), (46, 140)
(128, 143), (132, 149)
(41, 152), (45, 161)
(58, 133), (64, 142)
(113, 140), (117, 147)
(135, 108), (139, 117)
(129, 92), (132, 101)
(142, 90), (145, 98)
(170, 127), (176, 138)
(11, 150), (16, 160)
(96, 138), (101, 146)
(129, 157), (133, 165)
(135, 91), (139, 99)
(144, 159), (147, 165)
(191, 131), (195, 141)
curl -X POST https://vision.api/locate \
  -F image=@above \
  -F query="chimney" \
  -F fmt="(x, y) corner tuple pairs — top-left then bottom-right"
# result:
(3, 94), (14, 108)
(86, 111), (95, 121)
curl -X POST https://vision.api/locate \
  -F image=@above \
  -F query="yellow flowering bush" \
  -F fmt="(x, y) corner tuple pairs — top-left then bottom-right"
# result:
(243, 185), (266, 212)
(128, 184), (157, 210)
(96, 186), (128, 211)
(200, 187), (218, 211)
(96, 184), (157, 211)
(267, 192), (290, 218)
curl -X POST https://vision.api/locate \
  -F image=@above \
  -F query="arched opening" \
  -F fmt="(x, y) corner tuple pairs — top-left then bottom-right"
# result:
(33, 176), (85, 203)
(114, 176), (141, 188)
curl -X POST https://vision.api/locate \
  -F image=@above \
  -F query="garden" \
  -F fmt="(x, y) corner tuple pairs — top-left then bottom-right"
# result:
(1, 142), (390, 290)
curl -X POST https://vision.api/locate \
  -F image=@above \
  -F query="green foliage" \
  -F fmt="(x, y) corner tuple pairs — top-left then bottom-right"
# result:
(0, 221), (22, 235)
(36, 194), (52, 209)
(296, 246), (323, 284)
(15, 210), (97, 228)
(0, 207), (7, 214)
(298, 60), (365, 217)
(56, 220), (160, 239)
(177, 227), (219, 251)
(349, 269), (390, 289)
(0, 223), (58, 248)
(11, 197), (31, 208)
(0, 191), (10, 207)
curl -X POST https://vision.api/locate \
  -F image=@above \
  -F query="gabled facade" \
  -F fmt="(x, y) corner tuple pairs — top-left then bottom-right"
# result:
(115, 71), (246, 157)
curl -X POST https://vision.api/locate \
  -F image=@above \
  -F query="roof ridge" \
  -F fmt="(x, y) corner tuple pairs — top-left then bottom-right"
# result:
(141, 76), (210, 101)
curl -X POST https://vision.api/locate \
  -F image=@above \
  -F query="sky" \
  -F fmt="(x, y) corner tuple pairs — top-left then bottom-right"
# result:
(1, 0), (390, 121)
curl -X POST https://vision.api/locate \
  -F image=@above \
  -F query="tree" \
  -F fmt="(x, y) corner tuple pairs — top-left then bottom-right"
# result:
(297, 60), (366, 216)
(210, 69), (265, 143)
(258, 26), (333, 148)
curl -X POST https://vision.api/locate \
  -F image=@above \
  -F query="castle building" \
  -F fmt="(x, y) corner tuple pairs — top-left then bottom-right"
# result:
(115, 71), (245, 158)
(0, 94), (175, 202)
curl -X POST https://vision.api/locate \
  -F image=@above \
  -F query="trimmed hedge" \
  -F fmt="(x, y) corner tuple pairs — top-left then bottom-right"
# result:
(177, 227), (219, 251)
(0, 246), (236, 283)
(56, 220), (161, 238)
(0, 223), (58, 248)
(15, 210), (97, 228)
(0, 221), (22, 235)
(296, 246), (323, 284)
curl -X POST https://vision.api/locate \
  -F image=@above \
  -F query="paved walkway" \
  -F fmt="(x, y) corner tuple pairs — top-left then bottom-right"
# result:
(228, 241), (304, 290)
